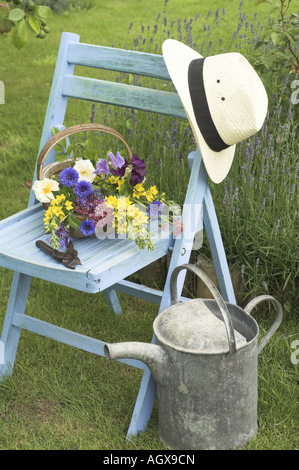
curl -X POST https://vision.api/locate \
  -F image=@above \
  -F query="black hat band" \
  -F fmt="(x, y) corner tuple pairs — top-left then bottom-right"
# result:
(188, 58), (229, 152)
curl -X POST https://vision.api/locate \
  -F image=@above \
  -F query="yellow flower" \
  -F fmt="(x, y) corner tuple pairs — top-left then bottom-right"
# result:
(65, 200), (73, 211)
(145, 185), (158, 203)
(117, 217), (127, 235)
(133, 183), (145, 199)
(52, 206), (65, 218)
(135, 211), (148, 226)
(127, 204), (138, 218)
(107, 175), (120, 185)
(127, 205), (148, 226)
(44, 207), (54, 221)
(53, 194), (66, 205)
(117, 196), (133, 212)
(106, 195), (118, 209)
(117, 178), (126, 191)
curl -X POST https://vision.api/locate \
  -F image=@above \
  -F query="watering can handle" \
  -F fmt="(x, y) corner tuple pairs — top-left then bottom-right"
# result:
(170, 264), (237, 354)
(244, 295), (283, 354)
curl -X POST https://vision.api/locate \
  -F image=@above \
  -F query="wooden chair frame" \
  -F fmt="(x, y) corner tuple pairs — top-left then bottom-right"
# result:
(0, 32), (236, 440)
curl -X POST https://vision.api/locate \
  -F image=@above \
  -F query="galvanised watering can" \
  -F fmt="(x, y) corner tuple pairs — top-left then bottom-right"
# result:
(104, 264), (283, 450)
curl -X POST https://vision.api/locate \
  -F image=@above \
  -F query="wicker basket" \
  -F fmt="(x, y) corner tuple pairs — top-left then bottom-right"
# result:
(36, 123), (133, 238)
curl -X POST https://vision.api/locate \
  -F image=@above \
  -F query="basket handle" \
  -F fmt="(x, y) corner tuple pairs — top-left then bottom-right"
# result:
(170, 264), (237, 354)
(37, 123), (133, 180)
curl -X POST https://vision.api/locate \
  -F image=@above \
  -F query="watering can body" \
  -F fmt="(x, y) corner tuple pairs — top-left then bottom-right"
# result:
(105, 264), (283, 450)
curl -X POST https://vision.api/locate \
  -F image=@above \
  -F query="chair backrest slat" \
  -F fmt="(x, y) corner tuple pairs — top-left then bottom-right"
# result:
(29, 32), (187, 205)
(67, 42), (171, 80)
(62, 74), (186, 118)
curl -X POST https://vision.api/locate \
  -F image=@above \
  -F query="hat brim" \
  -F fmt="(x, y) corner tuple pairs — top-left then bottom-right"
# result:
(162, 39), (235, 184)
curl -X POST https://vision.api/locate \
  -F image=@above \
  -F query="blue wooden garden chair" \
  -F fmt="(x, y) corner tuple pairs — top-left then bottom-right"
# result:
(0, 32), (236, 440)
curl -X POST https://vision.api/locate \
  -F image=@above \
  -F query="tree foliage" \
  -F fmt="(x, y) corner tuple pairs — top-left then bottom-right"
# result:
(0, 0), (52, 48)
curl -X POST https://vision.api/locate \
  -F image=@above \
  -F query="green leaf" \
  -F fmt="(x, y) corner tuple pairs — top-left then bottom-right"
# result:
(260, 55), (274, 69)
(119, 179), (130, 196)
(254, 39), (267, 49)
(9, 8), (25, 22)
(274, 50), (290, 59)
(0, 4), (10, 18)
(280, 29), (294, 43)
(51, 127), (60, 136)
(28, 15), (42, 34)
(271, 32), (285, 46)
(255, 0), (270, 6)
(0, 18), (14, 33)
(54, 152), (68, 162)
(11, 18), (28, 49)
(85, 138), (94, 154)
(67, 215), (82, 231)
(32, 5), (53, 20)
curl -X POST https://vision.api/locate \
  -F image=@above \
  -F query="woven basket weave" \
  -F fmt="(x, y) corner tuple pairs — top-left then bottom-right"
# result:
(36, 123), (132, 237)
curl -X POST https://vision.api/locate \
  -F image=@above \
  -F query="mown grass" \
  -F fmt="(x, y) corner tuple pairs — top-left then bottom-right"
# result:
(0, 0), (298, 451)
(0, 275), (297, 450)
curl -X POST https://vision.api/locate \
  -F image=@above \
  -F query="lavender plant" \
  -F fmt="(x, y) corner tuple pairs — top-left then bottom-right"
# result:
(211, 84), (298, 306)
(89, 1), (298, 309)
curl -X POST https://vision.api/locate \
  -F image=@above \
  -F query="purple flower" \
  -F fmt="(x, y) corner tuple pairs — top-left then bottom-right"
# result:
(80, 219), (95, 236)
(56, 225), (71, 249)
(109, 151), (125, 169)
(60, 167), (79, 187)
(147, 200), (163, 218)
(73, 180), (93, 200)
(94, 159), (109, 177)
(108, 151), (129, 177)
(129, 154), (147, 185)
(111, 160), (128, 177)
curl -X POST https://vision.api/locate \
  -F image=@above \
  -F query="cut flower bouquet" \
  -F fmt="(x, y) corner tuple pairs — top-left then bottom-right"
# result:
(33, 124), (183, 252)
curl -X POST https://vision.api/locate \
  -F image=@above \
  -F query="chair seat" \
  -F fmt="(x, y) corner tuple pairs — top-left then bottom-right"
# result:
(0, 203), (173, 293)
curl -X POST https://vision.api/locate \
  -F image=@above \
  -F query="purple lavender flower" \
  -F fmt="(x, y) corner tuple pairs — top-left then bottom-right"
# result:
(73, 180), (93, 200)
(80, 219), (95, 237)
(94, 159), (109, 177)
(129, 154), (147, 185)
(60, 167), (79, 187)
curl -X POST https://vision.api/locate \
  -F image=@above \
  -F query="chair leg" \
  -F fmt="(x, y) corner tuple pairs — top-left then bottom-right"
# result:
(126, 367), (157, 440)
(104, 288), (123, 315)
(0, 272), (31, 381)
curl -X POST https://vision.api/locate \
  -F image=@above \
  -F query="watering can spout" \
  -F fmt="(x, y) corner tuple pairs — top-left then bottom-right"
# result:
(104, 342), (167, 384)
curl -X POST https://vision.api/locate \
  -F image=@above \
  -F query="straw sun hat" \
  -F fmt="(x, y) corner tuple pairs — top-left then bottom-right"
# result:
(162, 39), (268, 183)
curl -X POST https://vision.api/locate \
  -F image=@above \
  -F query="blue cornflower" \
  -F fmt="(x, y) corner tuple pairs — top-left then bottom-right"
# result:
(73, 180), (93, 200)
(60, 167), (79, 187)
(80, 219), (95, 237)
(147, 200), (163, 218)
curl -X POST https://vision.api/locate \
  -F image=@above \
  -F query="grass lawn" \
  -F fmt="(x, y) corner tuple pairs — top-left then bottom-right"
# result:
(0, 0), (298, 451)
